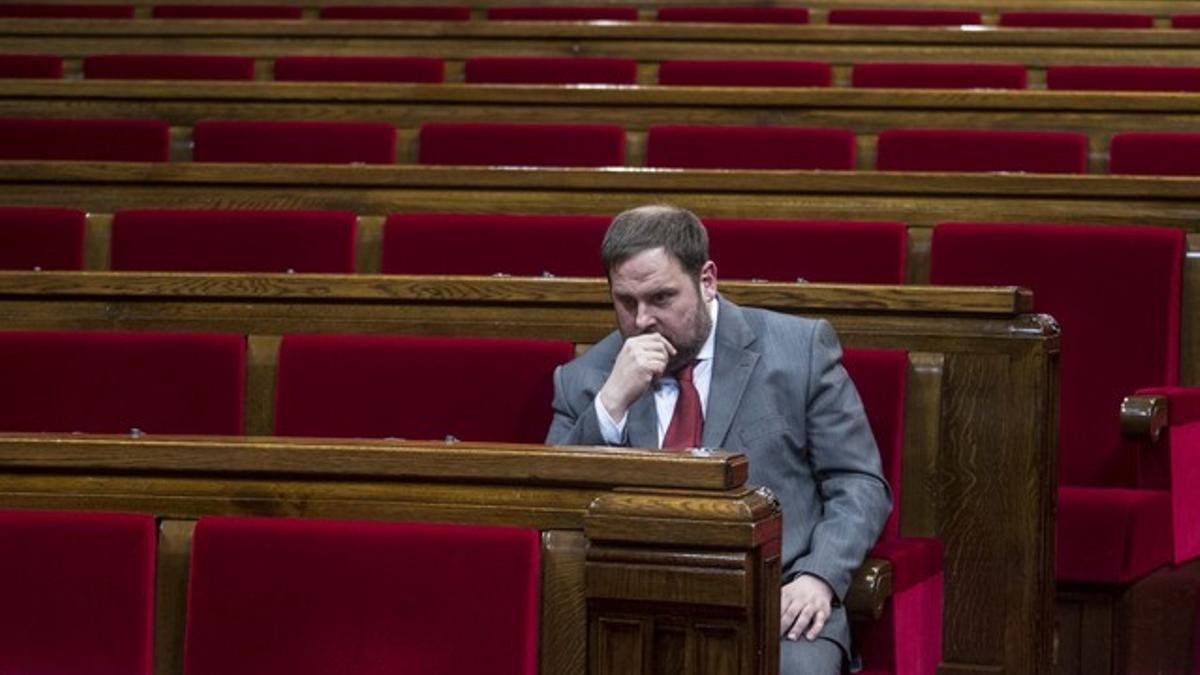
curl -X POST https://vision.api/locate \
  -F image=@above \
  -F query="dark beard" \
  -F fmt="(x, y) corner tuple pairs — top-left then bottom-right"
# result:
(665, 303), (712, 374)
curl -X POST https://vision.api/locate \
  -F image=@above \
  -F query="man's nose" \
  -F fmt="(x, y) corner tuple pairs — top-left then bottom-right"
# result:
(635, 304), (656, 330)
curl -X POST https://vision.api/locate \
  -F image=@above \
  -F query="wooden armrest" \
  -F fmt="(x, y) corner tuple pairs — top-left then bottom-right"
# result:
(1121, 394), (1168, 443)
(846, 557), (893, 621)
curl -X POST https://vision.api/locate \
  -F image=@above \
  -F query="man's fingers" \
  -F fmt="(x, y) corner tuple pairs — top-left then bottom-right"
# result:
(788, 605), (816, 641)
(804, 610), (827, 641)
(779, 597), (800, 638)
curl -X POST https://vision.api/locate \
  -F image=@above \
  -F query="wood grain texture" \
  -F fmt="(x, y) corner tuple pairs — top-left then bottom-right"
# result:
(542, 530), (588, 675)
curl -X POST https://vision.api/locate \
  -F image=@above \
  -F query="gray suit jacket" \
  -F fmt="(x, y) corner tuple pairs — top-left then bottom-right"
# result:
(546, 297), (892, 652)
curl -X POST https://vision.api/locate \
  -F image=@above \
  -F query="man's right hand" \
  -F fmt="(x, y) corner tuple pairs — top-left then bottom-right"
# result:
(598, 333), (676, 423)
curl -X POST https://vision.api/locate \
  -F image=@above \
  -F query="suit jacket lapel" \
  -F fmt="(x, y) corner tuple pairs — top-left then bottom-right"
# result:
(702, 298), (759, 450)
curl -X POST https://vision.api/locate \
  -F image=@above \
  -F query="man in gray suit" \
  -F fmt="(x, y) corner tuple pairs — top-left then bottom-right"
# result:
(546, 205), (891, 674)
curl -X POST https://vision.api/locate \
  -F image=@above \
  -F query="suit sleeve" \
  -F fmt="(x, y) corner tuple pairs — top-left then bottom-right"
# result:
(545, 364), (620, 446)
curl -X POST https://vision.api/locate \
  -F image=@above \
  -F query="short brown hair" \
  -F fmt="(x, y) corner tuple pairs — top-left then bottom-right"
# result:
(600, 204), (709, 277)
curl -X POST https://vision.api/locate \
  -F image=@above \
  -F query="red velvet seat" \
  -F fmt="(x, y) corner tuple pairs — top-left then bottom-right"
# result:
(1173, 14), (1200, 28)
(486, 6), (638, 21)
(0, 54), (65, 78)
(1047, 65), (1200, 92)
(193, 120), (396, 164)
(646, 125), (855, 170)
(658, 59), (832, 87)
(274, 334), (573, 442)
(84, 54), (255, 81)
(0, 117), (169, 162)
(152, 4), (302, 18)
(704, 218), (907, 283)
(184, 515), (540, 675)
(852, 62), (1027, 89)
(0, 510), (156, 675)
(274, 56), (444, 83)
(319, 5), (470, 20)
(111, 209), (357, 273)
(876, 128), (1089, 174)
(418, 122), (625, 167)
(657, 6), (810, 24)
(0, 3), (133, 18)
(0, 206), (86, 270)
(0, 330), (245, 434)
(381, 212), (609, 276)
(827, 8), (981, 26)
(930, 222), (1194, 583)
(999, 11), (1154, 28)
(1109, 132), (1200, 176)
(464, 56), (637, 84)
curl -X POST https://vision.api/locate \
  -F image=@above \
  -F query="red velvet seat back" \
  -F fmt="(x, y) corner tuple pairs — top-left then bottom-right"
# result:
(0, 3), (133, 18)
(381, 212), (609, 276)
(152, 4), (302, 18)
(1110, 132), (1200, 176)
(0, 330), (246, 434)
(852, 62), (1027, 89)
(930, 223), (1184, 488)
(0, 54), (65, 78)
(486, 5), (638, 21)
(657, 7), (809, 24)
(274, 56), (444, 83)
(111, 209), (357, 273)
(193, 120), (397, 164)
(319, 5), (470, 20)
(184, 516), (540, 675)
(658, 59), (831, 87)
(0, 117), (169, 161)
(999, 11), (1154, 28)
(827, 8), (981, 25)
(1173, 14), (1200, 28)
(704, 218), (907, 283)
(274, 334), (574, 442)
(0, 206), (86, 270)
(646, 125), (855, 170)
(1047, 65), (1200, 92)
(418, 122), (625, 167)
(876, 128), (1089, 174)
(0, 510), (156, 675)
(464, 56), (637, 84)
(842, 349), (908, 542)
(84, 54), (256, 81)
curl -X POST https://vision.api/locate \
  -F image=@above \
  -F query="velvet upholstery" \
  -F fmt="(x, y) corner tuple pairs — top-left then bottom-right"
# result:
(464, 56), (637, 84)
(1135, 386), (1200, 566)
(999, 11), (1154, 28)
(183, 516), (540, 675)
(486, 6), (638, 21)
(827, 8), (981, 26)
(1109, 132), (1200, 176)
(1047, 65), (1200, 92)
(0, 3), (133, 18)
(1173, 14), (1200, 28)
(152, 4), (302, 18)
(646, 125), (855, 170)
(111, 208), (357, 273)
(274, 56), (444, 83)
(84, 54), (256, 80)
(658, 59), (832, 87)
(657, 7), (810, 24)
(0, 510), (156, 675)
(0, 330), (245, 434)
(0, 54), (65, 78)
(0, 117), (169, 162)
(852, 62), (1027, 89)
(319, 5), (470, 20)
(418, 122), (625, 167)
(0, 206), (86, 270)
(703, 218), (907, 283)
(274, 334), (573, 442)
(193, 120), (397, 164)
(876, 129), (1089, 174)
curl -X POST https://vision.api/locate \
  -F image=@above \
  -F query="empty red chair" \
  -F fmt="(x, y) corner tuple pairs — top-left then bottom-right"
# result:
(1047, 65), (1200, 92)
(319, 5), (470, 20)
(1109, 132), (1200, 176)
(0, 206), (86, 270)
(657, 6), (809, 24)
(274, 334), (573, 442)
(704, 218), (907, 283)
(418, 122), (624, 167)
(0, 330), (245, 434)
(658, 59), (831, 87)
(852, 62), (1027, 89)
(464, 56), (637, 85)
(1172, 14), (1200, 28)
(486, 6), (637, 21)
(0, 510), (156, 675)
(381, 212), (609, 276)
(84, 54), (255, 80)
(999, 11), (1154, 28)
(152, 4), (302, 18)
(0, 118), (169, 162)
(876, 128), (1089, 174)
(0, 3), (133, 18)
(827, 8), (981, 26)
(111, 209), (357, 273)
(646, 125), (856, 171)
(193, 120), (396, 164)
(184, 515), (540, 675)
(0, 54), (64, 78)
(274, 56), (444, 83)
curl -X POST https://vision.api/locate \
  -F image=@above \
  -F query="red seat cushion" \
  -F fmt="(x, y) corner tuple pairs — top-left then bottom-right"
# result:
(193, 120), (396, 164)
(852, 62), (1027, 89)
(0, 510), (156, 675)
(0, 117), (169, 162)
(657, 7), (809, 24)
(84, 54), (256, 81)
(876, 128), (1089, 174)
(704, 218), (907, 283)
(0, 54), (65, 78)
(1057, 487), (1173, 582)
(184, 516), (540, 675)
(319, 5), (470, 20)
(1173, 14), (1200, 28)
(151, 4), (302, 18)
(1047, 65), (1200, 92)
(0, 330), (245, 434)
(274, 334), (574, 442)
(999, 11), (1154, 28)
(646, 125), (855, 170)
(658, 59), (831, 87)
(381, 212), (609, 276)
(486, 6), (637, 21)
(0, 3), (133, 18)
(111, 209), (357, 273)
(464, 56), (637, 84)
(827, 8), (981, 26)
(0, 206), (86, 270)
(274, 56), (444, 83)
(868, 537), (944, 593)
(418, 122), (625, 167)
(1110, 132), (1200, 176)
(843, 348), (909, 541)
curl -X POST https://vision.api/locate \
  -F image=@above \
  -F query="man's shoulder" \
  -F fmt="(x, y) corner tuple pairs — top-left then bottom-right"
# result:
(725, 300), (826, 340)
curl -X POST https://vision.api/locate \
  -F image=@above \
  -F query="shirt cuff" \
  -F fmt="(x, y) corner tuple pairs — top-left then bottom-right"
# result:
(593, 396), (626, 445)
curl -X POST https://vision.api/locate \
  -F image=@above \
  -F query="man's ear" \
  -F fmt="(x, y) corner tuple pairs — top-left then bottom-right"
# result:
(699, 260), (718, 302)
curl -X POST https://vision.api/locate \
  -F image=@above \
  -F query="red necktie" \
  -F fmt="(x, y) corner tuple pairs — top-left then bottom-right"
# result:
(663, 362), (703, 450)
